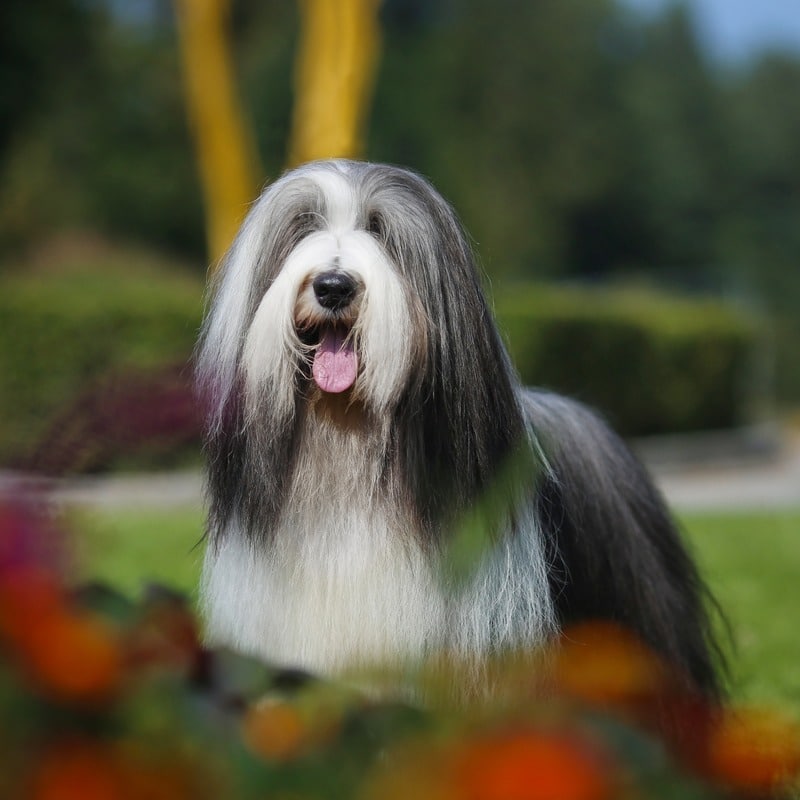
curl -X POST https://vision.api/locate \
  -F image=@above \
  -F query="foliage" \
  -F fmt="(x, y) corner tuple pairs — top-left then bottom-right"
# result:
(0, 240), (204, 469)
(3, 495), (800, 799)
(373, 1), (800, 401)
(0, 0), (203, 256)
(0, 0), (93, 156)
(496, 284), (760, 435)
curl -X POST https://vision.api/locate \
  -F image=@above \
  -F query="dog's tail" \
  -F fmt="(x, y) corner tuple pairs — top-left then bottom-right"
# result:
(520, 389), (728, 700)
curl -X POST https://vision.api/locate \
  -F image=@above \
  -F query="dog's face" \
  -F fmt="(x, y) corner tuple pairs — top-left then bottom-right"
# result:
(240, 171), (431, 422)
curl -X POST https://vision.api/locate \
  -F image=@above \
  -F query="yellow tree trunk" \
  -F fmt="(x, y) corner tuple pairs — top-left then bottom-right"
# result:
(174, 0), (261, 263)
(175, 0), (381, 263)
(288, 0), (382, 167)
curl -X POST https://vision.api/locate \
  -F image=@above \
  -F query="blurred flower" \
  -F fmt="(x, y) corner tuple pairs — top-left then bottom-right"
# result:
(0, 498), (123, 703)
(23, 608), (123, 703)
(553, 621), (668, 711)
(241, 697), (309, 761)
(26, 739), (126, 800)
(241, 683), (357, 763)
(126, 588), (202, 678)
(22, 738), (214, 800)
(451, 729), (615, 800)
(705, 707), (800, 795)
(2, 495), (798, 800)
(363, 726), (616, 800)
(21, 364), (200, 477)
(0, 496), (66, 578)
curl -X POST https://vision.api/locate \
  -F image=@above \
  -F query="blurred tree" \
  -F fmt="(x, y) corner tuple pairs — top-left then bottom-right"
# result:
(0, 1), (205, 257)
(172, 0), (381, 261)
(0, 0), (104, 249)
(372, 0), (654, 277)
(371, 0), (732, 283)
(1, 0), (799, 403)
(567, 4), (734, 282)
(721, 55), (800, 400)
(174, 0), (261, 262)
(0, 0), (92, 156)
(722, 55), (800, 312)
(231, 1), (298, 183)
(288, 0), (382, 166)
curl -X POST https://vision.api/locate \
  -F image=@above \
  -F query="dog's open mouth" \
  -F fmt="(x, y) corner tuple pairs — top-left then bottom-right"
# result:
(310, 325), (358, 394)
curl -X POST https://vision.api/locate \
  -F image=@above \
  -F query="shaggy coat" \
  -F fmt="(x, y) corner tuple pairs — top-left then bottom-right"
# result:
(197, 160), (723, 698)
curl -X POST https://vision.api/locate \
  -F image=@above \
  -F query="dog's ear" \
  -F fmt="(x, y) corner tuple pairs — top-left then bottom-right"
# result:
(196, 170), (326, 433)
(374, 169), (527, 538)
(196, 172), (325, 546)
(525, 390), (727, 699)
(202, 371), (301, 547)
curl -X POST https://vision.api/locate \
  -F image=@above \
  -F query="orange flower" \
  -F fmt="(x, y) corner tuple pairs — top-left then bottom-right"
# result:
(27, 740), (125, 800)
(452, 729), (614, 800)
(553, 622), (665, 710)
(0, 566), (65, 647)
(706, 707), (800, 794)
(22, 609), (124, 703)
(112, 741), (219, 800)
(241, 698), (309, 761)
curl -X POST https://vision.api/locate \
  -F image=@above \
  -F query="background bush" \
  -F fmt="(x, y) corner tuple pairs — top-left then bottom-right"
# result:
(496, 284), (762, 437)
(0, 241), (204, 470)
(0, 244), (763, 472)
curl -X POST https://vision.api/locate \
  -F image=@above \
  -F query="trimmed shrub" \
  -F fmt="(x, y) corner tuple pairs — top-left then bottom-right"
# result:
(495, 284), (762, 436)
(0, 243), (205, 469)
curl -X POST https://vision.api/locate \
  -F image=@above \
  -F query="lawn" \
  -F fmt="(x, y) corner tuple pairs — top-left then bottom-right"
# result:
(72, 506), (800, 712)
(71, 507), (206, 602)
(680, 510), (800, 712)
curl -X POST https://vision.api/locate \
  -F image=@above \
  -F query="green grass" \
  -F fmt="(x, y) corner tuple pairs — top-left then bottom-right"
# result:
(71, 507), (205, 601)
(71, 507), (800, 711)
(681, 510), (800, 712)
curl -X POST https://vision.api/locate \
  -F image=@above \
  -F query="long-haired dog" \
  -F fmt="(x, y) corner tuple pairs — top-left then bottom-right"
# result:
(196, 160), (723, 698)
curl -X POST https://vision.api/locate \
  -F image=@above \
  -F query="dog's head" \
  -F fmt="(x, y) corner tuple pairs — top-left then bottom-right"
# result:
(198, 160), (526, 535)
(198, 160), (500, 420)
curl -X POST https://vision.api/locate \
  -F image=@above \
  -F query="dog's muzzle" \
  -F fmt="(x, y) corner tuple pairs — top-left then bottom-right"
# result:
(307, 270), (359, 394)
(313, 271), (357, 311)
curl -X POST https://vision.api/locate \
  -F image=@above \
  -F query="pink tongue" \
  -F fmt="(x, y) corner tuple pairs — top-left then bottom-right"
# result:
(312, 328), (358, 393)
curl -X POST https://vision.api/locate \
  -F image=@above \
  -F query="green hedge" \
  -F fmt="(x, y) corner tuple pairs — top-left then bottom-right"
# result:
(0, 248), (204, 468)
(0, 251), (763, 471)
(495, 284), (761, 436)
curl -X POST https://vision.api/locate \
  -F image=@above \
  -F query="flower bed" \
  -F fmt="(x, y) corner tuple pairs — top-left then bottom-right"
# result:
(1, 494), (798, 799)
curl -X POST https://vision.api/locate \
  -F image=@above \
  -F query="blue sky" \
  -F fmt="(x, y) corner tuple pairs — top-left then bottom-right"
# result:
(619, 0), (800, 63)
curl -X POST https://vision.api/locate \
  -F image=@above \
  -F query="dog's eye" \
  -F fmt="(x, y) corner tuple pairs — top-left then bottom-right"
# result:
(366, 212), (384, 239)
(294, 211), (314, 229)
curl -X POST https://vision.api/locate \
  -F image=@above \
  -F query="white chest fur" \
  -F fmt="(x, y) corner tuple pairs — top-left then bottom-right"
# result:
(201, 506), (445, 674)
(201, 403), (447, 674)
(201, 398), (556, 679)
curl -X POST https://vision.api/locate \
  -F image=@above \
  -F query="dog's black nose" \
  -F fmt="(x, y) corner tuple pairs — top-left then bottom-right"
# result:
(313, 271), (357, 310)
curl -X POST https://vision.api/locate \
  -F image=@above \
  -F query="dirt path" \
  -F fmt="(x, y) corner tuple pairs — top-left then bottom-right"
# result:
(3, 432), (798, 513)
